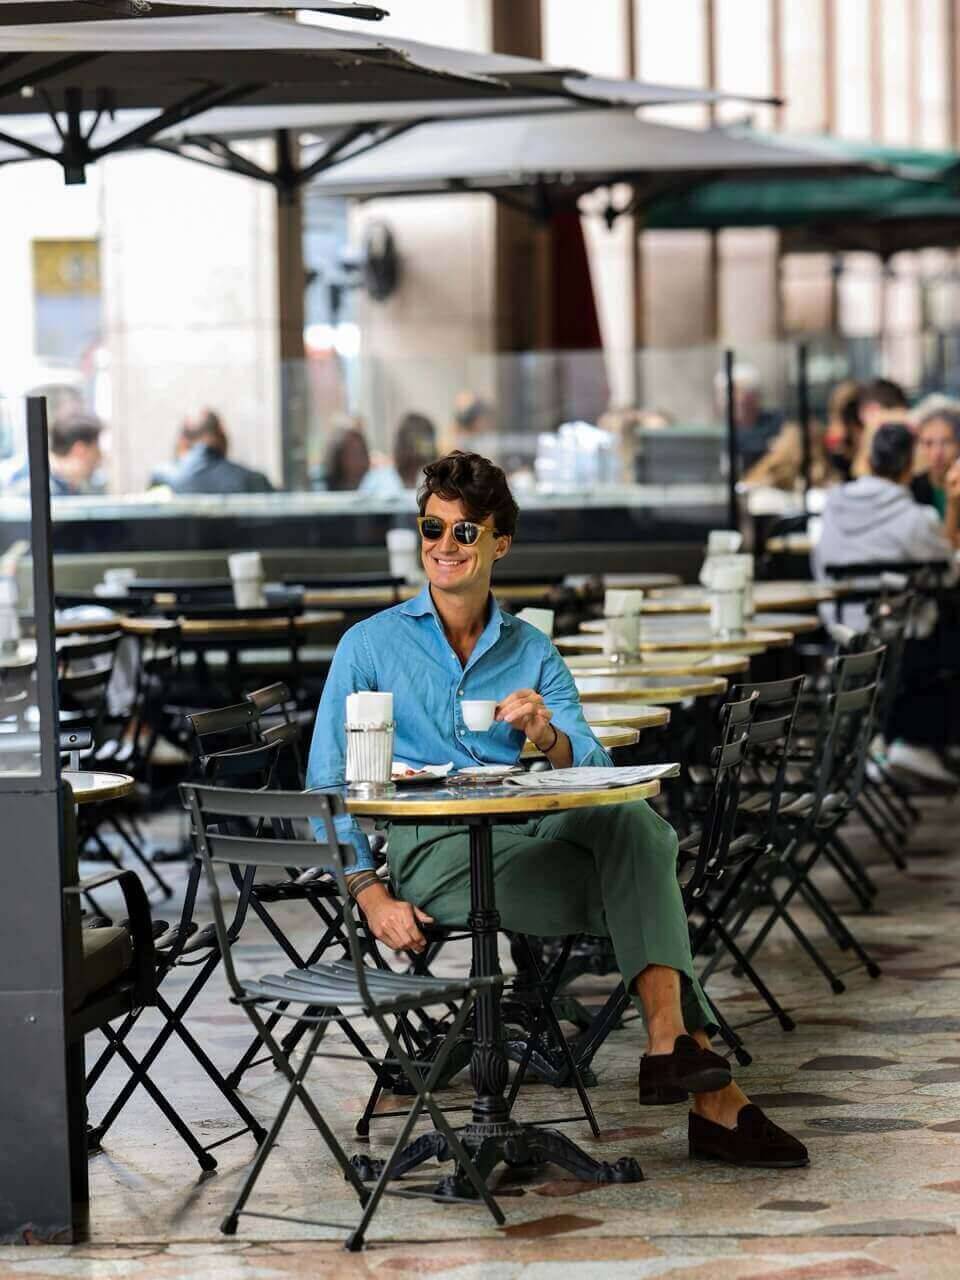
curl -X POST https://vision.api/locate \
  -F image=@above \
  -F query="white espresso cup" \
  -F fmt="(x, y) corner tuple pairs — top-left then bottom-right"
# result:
(462, 699), (497, 731)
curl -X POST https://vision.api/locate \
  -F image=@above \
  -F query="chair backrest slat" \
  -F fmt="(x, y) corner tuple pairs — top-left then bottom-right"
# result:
(180, 782), (367, 1003)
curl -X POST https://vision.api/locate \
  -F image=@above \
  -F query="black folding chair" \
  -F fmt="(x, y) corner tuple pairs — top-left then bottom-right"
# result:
(84, 738), (279, 1169)
(723, 652), (885, 994)
(691, 677), (805, 1036)
(181, 782), (505, 1250)
(556, 693), (759, 1079)
(58, 630), (174, 898)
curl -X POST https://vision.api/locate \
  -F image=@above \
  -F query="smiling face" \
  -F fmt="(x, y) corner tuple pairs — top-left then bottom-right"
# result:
(420, 493), (511, 600)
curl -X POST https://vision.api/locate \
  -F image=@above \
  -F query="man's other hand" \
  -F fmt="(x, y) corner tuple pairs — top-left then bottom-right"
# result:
(358, 882), (434, 953)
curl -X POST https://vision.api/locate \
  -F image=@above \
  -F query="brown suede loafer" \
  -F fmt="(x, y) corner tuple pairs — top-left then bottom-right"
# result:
(689, 1104), (809, 1168)
(637, 1034), (732, 1105)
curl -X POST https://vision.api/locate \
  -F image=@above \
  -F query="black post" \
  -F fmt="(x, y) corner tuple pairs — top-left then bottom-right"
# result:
(467, 820), (509, 1126)
(724, 348), (739, 532)
(0, 397), (76, 1241)
(797, 342), (812, 493)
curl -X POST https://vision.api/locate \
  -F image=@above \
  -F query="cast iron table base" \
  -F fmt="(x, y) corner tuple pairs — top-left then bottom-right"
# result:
(349, 815), (644, 1198)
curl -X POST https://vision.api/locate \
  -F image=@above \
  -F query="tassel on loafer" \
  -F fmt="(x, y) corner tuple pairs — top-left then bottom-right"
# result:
(688, 1103), (809, 1168)
(637, 1034), (732, 1105)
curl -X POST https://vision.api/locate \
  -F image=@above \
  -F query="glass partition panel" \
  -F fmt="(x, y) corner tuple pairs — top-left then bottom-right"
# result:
(0, 396), (58, 786)
(3, 331), (959, 567)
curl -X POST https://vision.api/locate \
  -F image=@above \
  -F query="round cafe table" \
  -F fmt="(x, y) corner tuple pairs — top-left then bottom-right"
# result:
(521, 723), (639, 758)
(556, 626), (790, 656)
(649, 579), (834, 611)
(301, 583), (556, 610)
(583, 702), (671, 729)
(62, 769), (135, 804)
(122, 610), (346, 638)
(55, 615), (123, 637)
(563, 651), (748, 678)
(344, 777), (661, 1195)
(0, 640), (37, 671)
(578, 612), (818, 637)
(575, 674), (727, 703)
(565, 572), (682, 591)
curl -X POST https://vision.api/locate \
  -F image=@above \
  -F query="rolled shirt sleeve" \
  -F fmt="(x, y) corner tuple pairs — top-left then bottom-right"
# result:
(537, 641), (613, 767)
(306, 623), (378, 873)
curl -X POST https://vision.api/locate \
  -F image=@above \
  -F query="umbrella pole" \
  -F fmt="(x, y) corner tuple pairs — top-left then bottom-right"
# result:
(724, 347), (738, 532)
(276, 130), (308, 492)
(797, 341), (811, 492)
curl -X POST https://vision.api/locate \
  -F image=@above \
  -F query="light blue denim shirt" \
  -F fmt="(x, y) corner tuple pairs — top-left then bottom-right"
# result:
(306, 584), (612, 871)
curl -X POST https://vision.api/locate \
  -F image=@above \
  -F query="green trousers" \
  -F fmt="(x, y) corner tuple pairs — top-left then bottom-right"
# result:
(386, 798), (716, 1035)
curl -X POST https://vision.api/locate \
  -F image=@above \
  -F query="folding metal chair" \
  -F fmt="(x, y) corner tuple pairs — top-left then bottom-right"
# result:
(181, 695), (370, 1090)
(553, 693), (759, 1079)
(691, 678), (805, 1035)
(181, 782), (505, 1250)
(84, 737), (282, 1169)
(722, 652), (886, 994)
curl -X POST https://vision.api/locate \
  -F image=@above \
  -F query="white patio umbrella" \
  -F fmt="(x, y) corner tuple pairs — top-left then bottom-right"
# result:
(0, 1), (387, 22)
(300, 108), (874, 212)
(0, 12), (777, 184)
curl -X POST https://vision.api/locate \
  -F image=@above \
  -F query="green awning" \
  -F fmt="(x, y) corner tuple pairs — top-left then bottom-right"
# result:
(645, 133), (960, 255)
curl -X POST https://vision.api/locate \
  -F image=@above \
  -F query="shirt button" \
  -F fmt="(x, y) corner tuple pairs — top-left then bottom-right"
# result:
(458, 690), (464, 697)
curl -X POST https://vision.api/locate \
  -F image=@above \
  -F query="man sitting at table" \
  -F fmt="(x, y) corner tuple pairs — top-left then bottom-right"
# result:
(307, 451), (807, 1170)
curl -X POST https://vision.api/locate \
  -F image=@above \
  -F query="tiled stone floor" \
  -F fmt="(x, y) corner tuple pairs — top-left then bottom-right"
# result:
(4, 796), (960, 1278)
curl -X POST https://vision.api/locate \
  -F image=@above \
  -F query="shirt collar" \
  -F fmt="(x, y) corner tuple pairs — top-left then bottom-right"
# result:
(399, 584), (514, 657)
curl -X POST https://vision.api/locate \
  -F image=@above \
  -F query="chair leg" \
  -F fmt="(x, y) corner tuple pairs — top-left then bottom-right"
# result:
(703, 913), (796, 1032)
(354, 999), (505, 1247)
(568, 985), (632, 1080)
(95, 1025), (217, 1172)
(703, 989), (754, 1064)
(221, 1021), (348, 1236)
(511, 936), (600, 1137)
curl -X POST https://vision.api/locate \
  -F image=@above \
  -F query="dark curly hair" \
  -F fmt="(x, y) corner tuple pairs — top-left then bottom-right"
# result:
(417, 451), (519, 537)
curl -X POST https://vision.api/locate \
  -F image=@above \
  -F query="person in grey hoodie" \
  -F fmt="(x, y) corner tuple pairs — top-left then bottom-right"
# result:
(813, 423), (958, 784)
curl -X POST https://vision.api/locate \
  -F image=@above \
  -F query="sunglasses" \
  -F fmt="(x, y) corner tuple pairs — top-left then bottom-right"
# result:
(417, 515), (495, 547)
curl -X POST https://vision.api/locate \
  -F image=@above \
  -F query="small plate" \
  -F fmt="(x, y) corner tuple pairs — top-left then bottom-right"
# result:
(450, 764), (523, 784)
(391, 762), (453, 786)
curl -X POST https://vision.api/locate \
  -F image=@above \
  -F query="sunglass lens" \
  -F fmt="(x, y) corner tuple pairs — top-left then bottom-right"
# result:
(454, 522), (481, 545)
(420, 517), (444, 540)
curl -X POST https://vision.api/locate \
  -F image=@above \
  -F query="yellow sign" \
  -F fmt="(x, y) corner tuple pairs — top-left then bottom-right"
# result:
(32, 240), (100, 297)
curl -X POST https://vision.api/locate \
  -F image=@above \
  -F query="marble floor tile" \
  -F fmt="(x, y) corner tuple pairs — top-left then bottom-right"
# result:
(6, 798), (960, 1275)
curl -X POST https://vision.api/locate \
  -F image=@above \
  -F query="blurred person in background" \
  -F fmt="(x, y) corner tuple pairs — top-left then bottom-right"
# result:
(448, 391), (499, 458)
(322, 414), (371, 491)
(8, 412), (103, 496)
(599, 406), (675, 484)
(850, 378), (910, 477)
(156, 409), (274, 495)
(360, 411), (437, 497)
(742, 418), (840, 491)
(813, 423), (958, 786)
(714, 363), (783, 472)
(822, 379), (864, 481)
(910, 400), (960, 547)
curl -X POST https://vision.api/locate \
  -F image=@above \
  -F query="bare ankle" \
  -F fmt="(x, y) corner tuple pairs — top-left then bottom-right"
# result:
(692, 1081), (748, 1125)
(645, 1020), (684, 1056)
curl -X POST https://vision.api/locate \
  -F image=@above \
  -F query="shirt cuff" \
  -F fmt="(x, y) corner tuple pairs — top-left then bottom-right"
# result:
(310, 811), (375, 875)
(564, 726), (614, 768)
